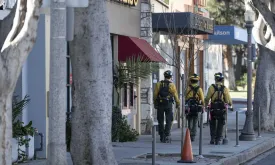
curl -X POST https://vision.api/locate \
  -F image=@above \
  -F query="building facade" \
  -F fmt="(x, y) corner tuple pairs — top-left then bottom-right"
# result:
(2, 0), (166, 159)
(139, 0), (214, 131)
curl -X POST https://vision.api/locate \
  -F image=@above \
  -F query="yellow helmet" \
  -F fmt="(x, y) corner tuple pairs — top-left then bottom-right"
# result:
(189, 74), (200, 81)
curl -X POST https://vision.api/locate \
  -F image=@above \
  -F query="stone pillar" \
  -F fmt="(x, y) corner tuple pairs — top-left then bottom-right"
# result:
(140, 0), (153, 134)
(47, 0), (67, 164)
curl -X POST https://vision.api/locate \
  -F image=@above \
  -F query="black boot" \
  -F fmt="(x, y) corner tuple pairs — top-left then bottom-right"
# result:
(191, 136), (195, 142)
(210, 139), (215, 145)
(215, 139), (222, 145)
(165, 136), (171, 143)
(160, 135), (164, 143)
(210, 136), (215, 144)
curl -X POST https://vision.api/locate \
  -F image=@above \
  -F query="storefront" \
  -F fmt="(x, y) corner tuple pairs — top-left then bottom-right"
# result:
(108, 1), (166, 133)
(205, 25), (256, 93)
(11, 0), (166, 159)
(152, 12), (214, 89)
(152, 11), (214, 126)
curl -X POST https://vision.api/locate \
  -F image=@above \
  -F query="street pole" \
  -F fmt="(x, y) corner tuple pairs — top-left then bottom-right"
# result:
(152, 125), (156, 165)
(181, 74), (185, 153)
(176, 40), (181, 128)
(235, 111), (240, 147)
(47, 0), (67, 164)
(239, 20), (256, 141)
(197, 112), (204, 158)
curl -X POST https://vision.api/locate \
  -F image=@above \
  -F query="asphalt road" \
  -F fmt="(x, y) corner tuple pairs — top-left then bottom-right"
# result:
(243, 147), (275, 165)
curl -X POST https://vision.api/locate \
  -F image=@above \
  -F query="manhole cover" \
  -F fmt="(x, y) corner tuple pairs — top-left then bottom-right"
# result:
(210, 151), (234, 154)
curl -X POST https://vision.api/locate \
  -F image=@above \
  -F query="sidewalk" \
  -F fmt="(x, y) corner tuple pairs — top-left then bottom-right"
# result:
(232, 98), (248, 104)
(114, 107), (275, 165)
(22, 104), (275, 165)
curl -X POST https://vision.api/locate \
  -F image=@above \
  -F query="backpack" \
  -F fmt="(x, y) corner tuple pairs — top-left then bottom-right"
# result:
(210, 84), (226, 116)
(158, 80), (173, 105)
(186, 85), (201, 115)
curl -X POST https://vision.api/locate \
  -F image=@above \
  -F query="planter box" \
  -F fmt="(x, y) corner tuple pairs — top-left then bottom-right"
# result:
(27, 136), (35, 159)
(12, 136), (35, 163)
(12, 138), (18, 163)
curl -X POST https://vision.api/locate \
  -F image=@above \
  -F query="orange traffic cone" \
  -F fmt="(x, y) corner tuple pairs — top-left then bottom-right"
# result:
(177, 128), (196, 163)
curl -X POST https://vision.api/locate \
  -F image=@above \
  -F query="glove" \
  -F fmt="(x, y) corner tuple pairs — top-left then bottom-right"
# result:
(201, 107), (204, 114)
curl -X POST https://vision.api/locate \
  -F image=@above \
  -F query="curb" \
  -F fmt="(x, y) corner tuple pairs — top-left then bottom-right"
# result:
(210, 137), (275, 165)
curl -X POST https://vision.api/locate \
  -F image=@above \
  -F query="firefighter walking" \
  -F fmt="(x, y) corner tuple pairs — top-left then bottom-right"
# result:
(153, 70), (180, 143)
(185, 74), (204, 141)
(205, 72), (232, 145)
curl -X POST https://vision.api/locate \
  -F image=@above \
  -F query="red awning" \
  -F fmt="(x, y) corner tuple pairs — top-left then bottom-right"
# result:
(118, 35), (166, 63)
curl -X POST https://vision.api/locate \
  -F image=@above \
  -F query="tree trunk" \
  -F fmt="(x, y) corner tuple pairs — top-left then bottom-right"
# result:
(253, 45), (275, 131)
(0, 0), (42, 164)
(0, 95), (12, 165)
(223, 45), (236, 90)
(69, 0), (117, 164)
(235, 47), (243, 81)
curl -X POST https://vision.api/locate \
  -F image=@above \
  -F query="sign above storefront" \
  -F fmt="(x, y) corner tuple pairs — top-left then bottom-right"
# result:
(207, 25), (255, 45)
(193, 14), (214, 32)
(110, 0), (138, 6)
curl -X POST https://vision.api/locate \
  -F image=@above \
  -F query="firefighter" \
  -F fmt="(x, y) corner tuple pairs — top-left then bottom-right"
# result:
(185, 74), (204, 141)
(153, 70), (180, 143)
(205, 72), (232, 145)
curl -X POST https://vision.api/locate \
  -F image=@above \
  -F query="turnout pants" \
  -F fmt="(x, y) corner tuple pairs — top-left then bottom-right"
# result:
(210, 112), (225, 142)
(187, 115), (198, 138)
(157, 103), (173, 138)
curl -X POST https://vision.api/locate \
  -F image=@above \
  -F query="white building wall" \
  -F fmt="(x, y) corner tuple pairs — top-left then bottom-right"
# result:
(203, 42), (223, 95)
(14, 15), (48, 158)
(107, 1), (141, 38)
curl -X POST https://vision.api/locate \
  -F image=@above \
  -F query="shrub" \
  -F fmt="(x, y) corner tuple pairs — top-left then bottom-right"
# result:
(112, 106), (139, 142)
(112, 106), (122, 142)
(12, 95), (36, 163)
(236, 73), (247, 89)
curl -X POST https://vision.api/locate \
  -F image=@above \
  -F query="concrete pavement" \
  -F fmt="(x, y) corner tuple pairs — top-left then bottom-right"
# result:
(20, 102), (275, 165)
(113, 103), (274, 165)
(232, 98), (248, 104)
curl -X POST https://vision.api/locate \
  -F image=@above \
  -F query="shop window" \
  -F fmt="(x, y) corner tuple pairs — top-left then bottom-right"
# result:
(130, 83), (134, 107)
(123, 83), (127, 107)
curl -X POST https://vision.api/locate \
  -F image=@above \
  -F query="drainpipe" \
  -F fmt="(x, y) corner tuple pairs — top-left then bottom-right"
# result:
(34, 133), (44, 160)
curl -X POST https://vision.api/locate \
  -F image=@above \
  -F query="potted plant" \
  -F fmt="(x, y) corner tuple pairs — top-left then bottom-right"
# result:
(12, 95), (36, 163)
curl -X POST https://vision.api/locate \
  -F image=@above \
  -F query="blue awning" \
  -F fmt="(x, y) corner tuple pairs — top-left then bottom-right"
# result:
(206, 25), (255, 45)
(152, 12), (214, 35)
